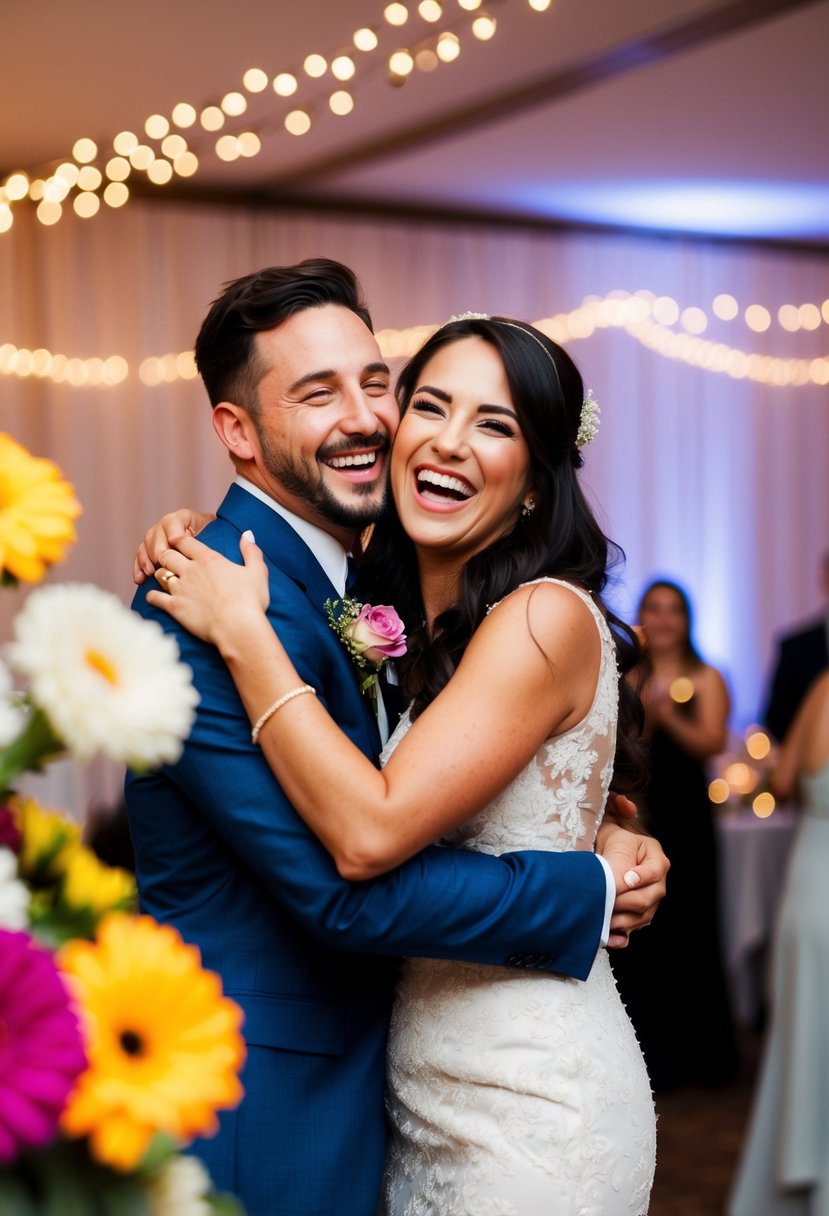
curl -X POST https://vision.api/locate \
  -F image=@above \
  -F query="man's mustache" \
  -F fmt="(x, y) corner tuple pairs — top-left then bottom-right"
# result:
(318, 432), (391, 461)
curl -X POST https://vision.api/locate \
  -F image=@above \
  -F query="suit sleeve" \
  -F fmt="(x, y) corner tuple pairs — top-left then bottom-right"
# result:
(763, 637), (798, 742)
(132, 584), (606, 981)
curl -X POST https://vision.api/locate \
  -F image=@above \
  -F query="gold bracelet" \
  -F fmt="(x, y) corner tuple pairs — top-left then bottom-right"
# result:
(250, 684), (316, 745)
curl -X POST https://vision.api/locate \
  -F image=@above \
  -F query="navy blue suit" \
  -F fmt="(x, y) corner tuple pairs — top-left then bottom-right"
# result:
(764, 617), (829, 742)
(126, 484), (606, 1216)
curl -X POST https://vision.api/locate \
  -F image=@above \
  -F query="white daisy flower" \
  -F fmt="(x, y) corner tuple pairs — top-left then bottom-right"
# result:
(145, 1155), (212, 1216)
(0, 846), (29, 930)
(4, 583), (199, 769)
(0, 657), (26, 747)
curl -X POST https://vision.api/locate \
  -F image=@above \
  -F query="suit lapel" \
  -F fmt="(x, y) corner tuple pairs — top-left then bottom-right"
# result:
(215, 484), (382, 753)
(216, 484), (340, 616)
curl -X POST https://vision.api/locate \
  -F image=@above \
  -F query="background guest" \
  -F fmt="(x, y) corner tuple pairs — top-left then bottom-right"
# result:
(611, 579), (739, 1091)
(728, 666), (829, 1214)
(763, 549), (829, 743)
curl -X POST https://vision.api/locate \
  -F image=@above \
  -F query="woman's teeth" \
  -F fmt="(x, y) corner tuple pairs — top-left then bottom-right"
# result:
(416, 470), (473, 500)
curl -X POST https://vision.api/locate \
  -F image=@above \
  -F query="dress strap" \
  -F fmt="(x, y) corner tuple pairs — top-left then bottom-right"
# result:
(487, 577), (607, 636)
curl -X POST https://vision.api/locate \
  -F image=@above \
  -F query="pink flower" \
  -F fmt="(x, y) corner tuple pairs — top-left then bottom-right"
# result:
(350, 604), (407, 662)
(0, 929), (87, 1162)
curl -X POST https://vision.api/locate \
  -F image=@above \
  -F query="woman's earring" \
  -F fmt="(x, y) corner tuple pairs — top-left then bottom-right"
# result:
(521, 498), (536, 517)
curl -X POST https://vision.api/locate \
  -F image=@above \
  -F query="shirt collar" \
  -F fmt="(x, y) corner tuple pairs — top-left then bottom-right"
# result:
(234, 475), (350, 596)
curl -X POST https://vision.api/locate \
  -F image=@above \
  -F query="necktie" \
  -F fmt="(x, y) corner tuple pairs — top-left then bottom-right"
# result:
(345, 554), (361, 599)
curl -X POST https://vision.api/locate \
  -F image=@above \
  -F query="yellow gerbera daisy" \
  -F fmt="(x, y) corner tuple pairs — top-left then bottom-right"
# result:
(0, 433), (81, 583)
(14, 794), (81, 884)
(59, 844), (136, 918)
(57, 914), (246, 1172)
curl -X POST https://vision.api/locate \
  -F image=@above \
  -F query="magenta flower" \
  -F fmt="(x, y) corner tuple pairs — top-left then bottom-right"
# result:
(0, 804), (21, 854)
(0, 929), (87, 1162)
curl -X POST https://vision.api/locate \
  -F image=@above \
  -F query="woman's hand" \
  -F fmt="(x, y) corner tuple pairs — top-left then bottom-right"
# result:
(146, 531), (269, 648)
(596, 821), (669, 947)
(134, 509), (215, 585)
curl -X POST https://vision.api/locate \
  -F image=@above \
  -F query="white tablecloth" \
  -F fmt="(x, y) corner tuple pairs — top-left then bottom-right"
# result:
(715, 807), (798, 1026)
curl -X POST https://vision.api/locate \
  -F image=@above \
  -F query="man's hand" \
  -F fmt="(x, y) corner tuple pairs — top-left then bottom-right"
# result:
(596, 820), (669, 948)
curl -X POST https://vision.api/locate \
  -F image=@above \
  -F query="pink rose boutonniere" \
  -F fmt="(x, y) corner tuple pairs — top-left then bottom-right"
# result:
(325, 596), (407, 709)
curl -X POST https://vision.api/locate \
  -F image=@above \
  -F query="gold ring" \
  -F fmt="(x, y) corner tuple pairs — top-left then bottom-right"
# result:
(155, 567), (177, 590)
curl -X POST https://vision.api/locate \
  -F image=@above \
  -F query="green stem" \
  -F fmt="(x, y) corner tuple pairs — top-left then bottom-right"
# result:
(0, 705), (64, 796)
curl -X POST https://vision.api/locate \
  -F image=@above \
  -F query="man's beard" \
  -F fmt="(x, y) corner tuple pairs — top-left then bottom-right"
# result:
(257, 427), (390, 531)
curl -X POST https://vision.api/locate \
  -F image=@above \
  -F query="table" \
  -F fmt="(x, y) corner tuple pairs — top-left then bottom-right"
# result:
(715, 806), (798, 1027)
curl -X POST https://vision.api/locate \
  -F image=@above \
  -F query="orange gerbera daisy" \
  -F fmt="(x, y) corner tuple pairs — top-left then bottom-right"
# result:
(0, 433), (81, 583)
(57, 914), (246, 1172)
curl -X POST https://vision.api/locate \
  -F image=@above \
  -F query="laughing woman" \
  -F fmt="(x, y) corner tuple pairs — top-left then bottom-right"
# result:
(145, 316), (657, 1215)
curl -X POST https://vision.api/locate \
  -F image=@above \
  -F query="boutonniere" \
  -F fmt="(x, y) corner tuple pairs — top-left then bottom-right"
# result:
(325, 597), (407, 709)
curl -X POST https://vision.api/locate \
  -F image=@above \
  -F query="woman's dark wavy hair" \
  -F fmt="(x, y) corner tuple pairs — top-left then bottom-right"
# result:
(361, 316), (647, 794)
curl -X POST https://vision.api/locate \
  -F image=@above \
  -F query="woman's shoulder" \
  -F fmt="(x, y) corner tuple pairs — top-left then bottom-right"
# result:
(479, 578), (603, 656)
(487, 576), (598, 617)
(693, 660), (728, 689)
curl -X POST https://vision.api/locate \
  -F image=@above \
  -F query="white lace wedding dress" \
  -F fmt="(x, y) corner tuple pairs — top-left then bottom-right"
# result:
(379, 581), (656, 1216)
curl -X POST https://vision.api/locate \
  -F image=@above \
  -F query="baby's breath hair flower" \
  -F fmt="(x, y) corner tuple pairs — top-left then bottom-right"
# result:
(58, 914), (246, 1172)
(4, 583), (199, 770)
(576, 389), (601, 448)
(0, 433), (81, 584)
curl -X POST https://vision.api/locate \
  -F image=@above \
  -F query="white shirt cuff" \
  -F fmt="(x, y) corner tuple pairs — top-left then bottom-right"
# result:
(595, 853), (615, 947)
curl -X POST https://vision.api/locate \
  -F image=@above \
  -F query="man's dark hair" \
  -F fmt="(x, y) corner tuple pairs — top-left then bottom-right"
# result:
(194, 259), (373, 417)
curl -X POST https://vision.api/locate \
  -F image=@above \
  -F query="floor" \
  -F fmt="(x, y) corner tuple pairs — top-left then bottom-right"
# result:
(646, 1029), (762, 1215)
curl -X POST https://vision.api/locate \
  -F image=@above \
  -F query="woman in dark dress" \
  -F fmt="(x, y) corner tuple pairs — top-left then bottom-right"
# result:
(611, 580), (739, 1091)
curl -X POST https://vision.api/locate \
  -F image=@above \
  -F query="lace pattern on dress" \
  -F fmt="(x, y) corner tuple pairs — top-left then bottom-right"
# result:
(380, 578), (655, 1216)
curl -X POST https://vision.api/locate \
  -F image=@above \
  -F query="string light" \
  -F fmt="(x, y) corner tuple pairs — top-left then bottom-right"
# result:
(72, 139), (98, 164)
(3, 1), (556, 233)
(331, 55), (357, 81)
(389, 49), (415, 76)
(199, 106), (225, 131)
(353, 28), (379, 51)
(303, 54), (328, 78)
(329, 91), (355, 116)
(238, 132), (262, 157)
(273, 72), (299, 97)
(171, 103), (197, 128)
(242, 68), (269, 93)
(436, 31), (461, 61)
(221, 92), (248, 117)
(145, 115), (170, 140)
(471, 14), (497, 39)
(4, 289), (827, 391)
(284, 109), (312, 136)
(113, 131), (139, 156)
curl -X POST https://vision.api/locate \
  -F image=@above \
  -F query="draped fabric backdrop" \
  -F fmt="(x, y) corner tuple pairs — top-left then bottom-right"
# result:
(1, 199), (827, 815)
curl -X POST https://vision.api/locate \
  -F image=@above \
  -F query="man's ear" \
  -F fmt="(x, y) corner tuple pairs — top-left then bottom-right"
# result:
(212, 403), (256, 461)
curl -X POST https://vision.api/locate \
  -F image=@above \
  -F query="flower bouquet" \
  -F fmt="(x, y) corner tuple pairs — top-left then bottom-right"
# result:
(0, 434), (247, 1214)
